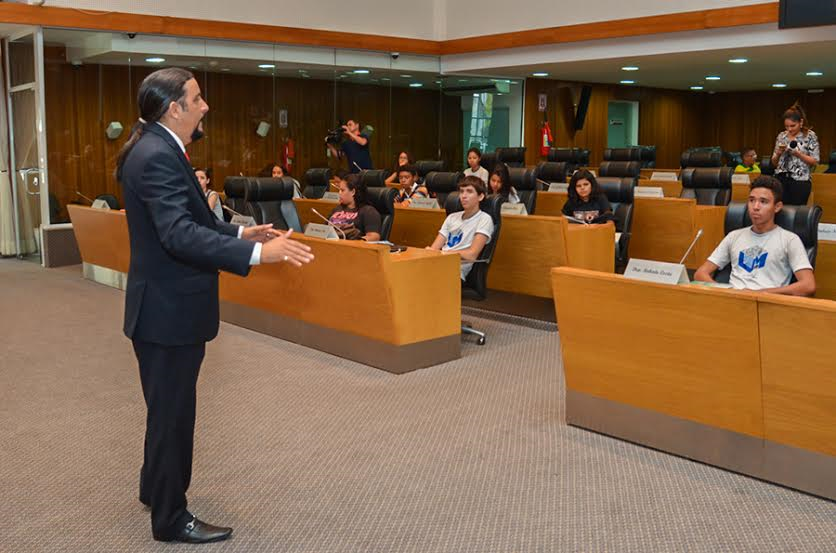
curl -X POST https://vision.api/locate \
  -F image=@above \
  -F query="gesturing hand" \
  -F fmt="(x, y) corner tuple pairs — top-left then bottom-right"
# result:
(260, 229), (315, 266)
(241, 224), (275, 243)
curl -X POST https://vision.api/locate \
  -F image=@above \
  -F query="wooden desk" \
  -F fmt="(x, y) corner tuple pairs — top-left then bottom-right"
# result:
(815, 240), (836, 301)
(388, 206), (446, 247)
(811, 173), (836, 223)
(551, 267), (836, 500)
(534, 190), (567, 217)
(68, 204), (462, 373)
(638, 178), (682, 198)
(640, 168), (680, 180)
(293, 197), (339, 229)
(630, 197), (725, 269)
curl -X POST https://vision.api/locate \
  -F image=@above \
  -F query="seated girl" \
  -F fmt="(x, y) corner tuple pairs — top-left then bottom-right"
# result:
(488, 163), (521, 204)
(328, 173), (382, 241)
(462, 147), (489, 185)
(427, 176), (494, 281)
(561, 169), (614, 224)
(384, 151), (414, 185)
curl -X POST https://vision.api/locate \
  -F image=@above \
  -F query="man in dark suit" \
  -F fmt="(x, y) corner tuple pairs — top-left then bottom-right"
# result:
(116, 68), (313, 544)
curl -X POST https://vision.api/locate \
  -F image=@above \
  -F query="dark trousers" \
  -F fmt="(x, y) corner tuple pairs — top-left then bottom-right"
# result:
(133, 340), (205, 540)
(776, 173), (812, 205)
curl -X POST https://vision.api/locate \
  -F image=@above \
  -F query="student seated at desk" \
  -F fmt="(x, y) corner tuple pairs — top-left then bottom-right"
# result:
(561, 169), (614, 224)
(695, 176), (815, 296)
(488, 163), (520, 204)
(462, 147), (490, 184)
(394, 164), (429, 206)
(427, 176), (494, 281)
(384, 151), (414, 185)
(328, 173), (382, 241)
(735, 146), (761, 174)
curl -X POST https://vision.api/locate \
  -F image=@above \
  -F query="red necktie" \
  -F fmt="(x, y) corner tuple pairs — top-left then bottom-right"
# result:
(184, 151), (191, 162)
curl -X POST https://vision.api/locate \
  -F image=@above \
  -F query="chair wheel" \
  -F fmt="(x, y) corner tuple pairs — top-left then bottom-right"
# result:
(477, 337), (486, 346)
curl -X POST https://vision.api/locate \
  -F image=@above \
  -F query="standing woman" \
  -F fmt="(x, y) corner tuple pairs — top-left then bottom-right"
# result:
(771, 102), (819, 205)
(194, 167), (223, 221)
(384, 151), (414, 185)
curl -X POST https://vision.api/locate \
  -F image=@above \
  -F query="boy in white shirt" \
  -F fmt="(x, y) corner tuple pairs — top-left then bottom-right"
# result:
(428, 176), (494, 281)
(695, 176), (815, 296)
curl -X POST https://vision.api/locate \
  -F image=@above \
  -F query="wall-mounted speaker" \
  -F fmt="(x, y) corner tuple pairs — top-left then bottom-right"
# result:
(105, 121), (123, 140)
(256, 121), (271, 137)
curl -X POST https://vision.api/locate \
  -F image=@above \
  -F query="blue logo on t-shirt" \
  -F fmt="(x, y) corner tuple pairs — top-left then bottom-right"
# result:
(446, 231), (463, 248)
(738, 247), (768, 273)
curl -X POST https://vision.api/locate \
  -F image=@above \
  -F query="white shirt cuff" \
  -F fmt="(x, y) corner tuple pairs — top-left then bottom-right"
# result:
(237, 226), (244, 238)
(249, 242), (262, 265)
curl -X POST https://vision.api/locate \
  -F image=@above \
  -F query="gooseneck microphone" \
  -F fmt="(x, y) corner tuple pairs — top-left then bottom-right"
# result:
(679, 228), (704, 265)
(310, 208), (346, 239)
(75, 191), (95, 204)
(352, 161), (363, 172)
(222, 204), (247, 217)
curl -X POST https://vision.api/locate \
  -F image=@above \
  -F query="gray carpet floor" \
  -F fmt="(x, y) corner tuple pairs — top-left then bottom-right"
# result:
(1, 259), (834, 553)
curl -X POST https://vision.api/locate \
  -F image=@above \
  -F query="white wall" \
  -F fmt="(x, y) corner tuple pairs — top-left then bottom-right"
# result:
(445, 0), (776, 39)
(45, 0), (442, 40)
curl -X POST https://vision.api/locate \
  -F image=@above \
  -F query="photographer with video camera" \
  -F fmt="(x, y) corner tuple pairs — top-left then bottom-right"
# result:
(771, 102), (819, 205)
(326, 119), (373, 173)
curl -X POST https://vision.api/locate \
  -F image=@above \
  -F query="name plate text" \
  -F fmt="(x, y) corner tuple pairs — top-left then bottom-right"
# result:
(624, 259), (689, 285)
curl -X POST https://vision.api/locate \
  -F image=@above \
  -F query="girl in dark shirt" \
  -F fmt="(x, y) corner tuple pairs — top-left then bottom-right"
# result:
(562, 169), (613, 224)
(328, 173), (382, 241)
(488, 163), (521, 204)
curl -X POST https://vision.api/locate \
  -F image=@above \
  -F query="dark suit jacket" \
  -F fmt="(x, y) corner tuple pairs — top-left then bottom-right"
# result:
(120, 123), (255, 346)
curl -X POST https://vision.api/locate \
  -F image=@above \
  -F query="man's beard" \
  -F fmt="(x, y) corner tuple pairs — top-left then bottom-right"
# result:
(191, 120), (205, 142)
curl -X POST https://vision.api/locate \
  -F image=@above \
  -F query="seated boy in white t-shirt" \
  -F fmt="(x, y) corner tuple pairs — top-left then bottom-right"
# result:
(427, 175), (494, 281)
(694, 176), (815, 296)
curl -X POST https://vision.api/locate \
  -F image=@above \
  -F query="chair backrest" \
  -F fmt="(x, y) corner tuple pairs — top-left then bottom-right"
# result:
(416, 160), (445, 178)
(534, 161), (576, 187)
(598, 178), (636, 234)
(603, 147), (642, 162)
(507, 167), (538, 214)
(94, 194), (120, 210)
(724, 202), (822, 267)
(226, 177), (301, 231)
(598, 161), (641, 178)
(547, 147), (590, 166)
(223, 176), (258, 221)
(680, 167), (733, 205)
(680, 147), (723, 168)
(725, 151), (743, 168)
(759, 156), (776, 176)
(424, 171), (464, 207)
(479, 151), (499, 173)
(443, 192), (504, 299)
(825, 150), (836, 173)
(359, 169), (388, 189)
(303, 168), (331, 199)
(496, 147), (526, 167)
(638, 145), (657, 168)
(365, 186), (398, 241)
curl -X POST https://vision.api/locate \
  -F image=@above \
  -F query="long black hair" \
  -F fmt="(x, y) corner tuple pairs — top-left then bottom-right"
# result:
(344, 173), (369, 207)
(115, 67), (194, 181)
(489, 163), (512, 196)
(567, 169), (604, 203)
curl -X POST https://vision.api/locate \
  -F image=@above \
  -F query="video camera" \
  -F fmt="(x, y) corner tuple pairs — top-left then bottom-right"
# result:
(325, 120), (345, 145)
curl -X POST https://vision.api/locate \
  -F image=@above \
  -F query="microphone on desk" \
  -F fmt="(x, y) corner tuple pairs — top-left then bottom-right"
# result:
(330, 181), (341, 190)
(75, 191), (95, 205)
(678, 228), (704, 265)
(536, 178), (551, 190)
(222, 204), (247, 217)
(352, 161), (364, 173)
(311, 208), (347, 239)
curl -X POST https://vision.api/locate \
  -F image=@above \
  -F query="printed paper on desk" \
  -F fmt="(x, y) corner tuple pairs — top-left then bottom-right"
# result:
(624, 258), (689, 285)
(818, 223), (836, 242)
(409, 197), (441, 209)
(322, 191), (340, 201)
(634, 187), (665, 198)
(230, 214), (256, 227)
(732, 174), (751, 185)
(501, 203), (528, 216)
(304, 223), (339, 240)
(548, 182), (569, 192)
(650, 172), (678, 181)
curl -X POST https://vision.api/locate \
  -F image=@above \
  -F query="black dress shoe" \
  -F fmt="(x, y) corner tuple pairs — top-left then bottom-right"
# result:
(166, 516), (233, 544)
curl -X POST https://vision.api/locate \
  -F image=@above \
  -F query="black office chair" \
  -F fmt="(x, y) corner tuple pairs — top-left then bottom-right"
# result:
(223, 176), (258, 222)
(443, 192), (504, 345)
(680, 147), (723, 168)
(416, 160), (445, 179)
(248, 177), (302, 231)
(715, 202), (822, 283)
(598, 161), (641, 179)
(680, 167), (733, 206)
(424, 171), (463, 207)
(359, 169), (389, 189)
(303, 168), (331, 199)
(825, 150), (836, 174)
(638, 145), (657, 168)
(725, 151), (743, 168)
(507, 167), (538, 214)
(365, 186), (398, 241)
(759, 156), (775, 176)
(534, 161), (576, 188)
(598, 178), (636, 267)
(480, 151), (499, 173)
(547, 147), (590, 166)
(496, 147), (526, 167)
(603, 147), (642, 163)
(94, 194), (120, 210)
